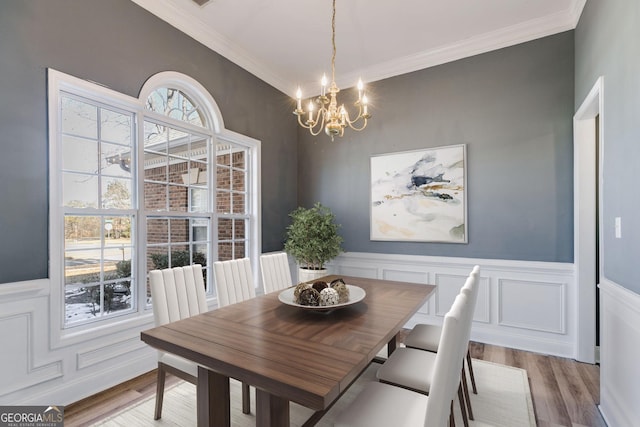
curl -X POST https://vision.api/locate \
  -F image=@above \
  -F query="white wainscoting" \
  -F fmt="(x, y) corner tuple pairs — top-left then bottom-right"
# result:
(0, 277), (158, 406)
(329, 252), (576, 358)
(0, 252), (580, 407)
(598, 279), (640, 427)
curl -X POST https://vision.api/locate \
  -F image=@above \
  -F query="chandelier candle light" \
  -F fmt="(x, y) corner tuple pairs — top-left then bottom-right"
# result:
(294, 0), (371, 140)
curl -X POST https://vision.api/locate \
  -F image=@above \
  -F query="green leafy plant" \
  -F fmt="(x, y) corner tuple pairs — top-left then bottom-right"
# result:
(150, 250), (206, 270)
(284, 202), (343, 270)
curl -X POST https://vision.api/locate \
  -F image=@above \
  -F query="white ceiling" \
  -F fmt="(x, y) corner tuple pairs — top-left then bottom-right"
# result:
(131, 0), (585, 98)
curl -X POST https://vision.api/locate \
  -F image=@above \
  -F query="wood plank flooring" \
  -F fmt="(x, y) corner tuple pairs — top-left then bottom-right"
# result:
(64, 340), (607, 427)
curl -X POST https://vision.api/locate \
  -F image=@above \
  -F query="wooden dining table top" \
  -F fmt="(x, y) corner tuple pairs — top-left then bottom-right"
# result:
(141, 274), (435, 425)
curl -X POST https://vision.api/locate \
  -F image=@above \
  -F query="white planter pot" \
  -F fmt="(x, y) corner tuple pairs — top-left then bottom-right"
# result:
(297, 268), (328, 283)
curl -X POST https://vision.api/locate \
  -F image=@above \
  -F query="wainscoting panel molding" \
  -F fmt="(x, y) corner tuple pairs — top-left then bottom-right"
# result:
(498, 279), (566, 334)
(598, 279), (640, 427)
(77, 336), (149, 370)
(0, 303), (63, 398)
(434, 273), (470, 316)
(331, 252), (575, 358)
(474, 276), (491, 324)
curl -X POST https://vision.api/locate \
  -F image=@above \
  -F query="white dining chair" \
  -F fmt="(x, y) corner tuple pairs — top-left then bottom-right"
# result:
(375, 269), (479, 426)
(212, 257), (256, 413)
(259, 252), (293, 294)
(149, 264), (208, 420)
(334, 291), (467, 427)
(404, 265), (481, 397)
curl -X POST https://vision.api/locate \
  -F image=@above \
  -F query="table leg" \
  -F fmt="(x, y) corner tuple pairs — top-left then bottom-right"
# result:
(256, 388), (290, 427)
(387, 333), (398, 356)
(197, 366), (230, 427)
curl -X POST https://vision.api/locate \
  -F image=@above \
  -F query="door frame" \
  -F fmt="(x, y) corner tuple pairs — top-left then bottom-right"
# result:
(573, 76), (604, 363)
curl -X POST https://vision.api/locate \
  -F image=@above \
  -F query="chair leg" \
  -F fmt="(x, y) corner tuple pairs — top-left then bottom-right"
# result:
(461, 364), (474, 420)
(449, 400), (456, 427)
(154, 363), (166, 420)
(466, 349), (478, 394)
(242, 382), (251, 414)
(457, 383), (469, 427)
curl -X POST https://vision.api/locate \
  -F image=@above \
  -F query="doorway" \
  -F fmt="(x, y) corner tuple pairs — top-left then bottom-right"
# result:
(573, 77), (603, 364)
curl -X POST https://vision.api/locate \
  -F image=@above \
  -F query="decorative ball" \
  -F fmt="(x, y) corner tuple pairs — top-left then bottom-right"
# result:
(298, 288), (320, 306)
(294, 283), (311, 301)
(319, 287), (340, 306)
(330, 278), (345, 287)
(330, 281), (350, 303)
(312, 281), (328, 293)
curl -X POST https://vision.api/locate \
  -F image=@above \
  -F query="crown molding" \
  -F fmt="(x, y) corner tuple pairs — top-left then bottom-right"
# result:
(130, 0), (293, 95)
(330, 4), (583, 93)
(131, 0), (586, 99)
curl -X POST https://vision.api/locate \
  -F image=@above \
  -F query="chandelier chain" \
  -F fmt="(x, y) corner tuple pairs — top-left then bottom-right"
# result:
(331, 0), (336, 83)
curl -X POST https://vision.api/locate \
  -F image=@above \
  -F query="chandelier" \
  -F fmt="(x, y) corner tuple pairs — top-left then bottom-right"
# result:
(294, 0), (371, 140)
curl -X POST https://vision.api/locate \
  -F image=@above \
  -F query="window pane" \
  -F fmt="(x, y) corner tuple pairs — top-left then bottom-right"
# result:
(144, 121), (168, 148)
(192, 218), (209, 240)
(63, 173), (98, 208)
(146, 88), (205, 128)
(148, 246), (169, 271)
(169, 128), (189, 156)
(169, 244), (190, 266)
(191, 137), (207, 157)
(217, 166), (231, 190)
(170, 218), (190, 244)
(65, 283), (101, 323)
(234, 219), (246, 240)
(102, 142), (132, 178)
(144, 181), (167, 211)
(218, 218), (232, 241)
(190, 187), (208, 212)
(168, 184), (188, 212)
(147, 218), (168, 244)
(102, 178), (132, 209)
(232, 151), (245, 169)
(104, 280), (132, 314)
(146, 164), (168, 186)
(217, 191), (230, 214)
(234, 241), (246, 259)
(218, 242), (233, 262)
(61, 96), (97, 139)
(65, 248), (101, 286)
(232, 192), (246, 214)
(104, 215), (132, 243)
(101, 109), (132, 145)
(65, 215), (101, 243)
(192, 160), (207, 179)
(232, 168), (246, 192)
(63, 135), (98, 173)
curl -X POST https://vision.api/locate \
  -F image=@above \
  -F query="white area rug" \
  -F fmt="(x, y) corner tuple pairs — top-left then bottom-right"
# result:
(94, 359), (535, 426)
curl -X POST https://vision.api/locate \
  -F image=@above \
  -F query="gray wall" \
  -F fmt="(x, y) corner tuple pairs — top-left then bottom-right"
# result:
(298, 31), (575, 263)
(575, 0), (640, 294)
(0, 0), (298, 284)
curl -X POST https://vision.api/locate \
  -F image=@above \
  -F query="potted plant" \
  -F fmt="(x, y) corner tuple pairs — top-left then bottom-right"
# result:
(284, 202), (344, 283)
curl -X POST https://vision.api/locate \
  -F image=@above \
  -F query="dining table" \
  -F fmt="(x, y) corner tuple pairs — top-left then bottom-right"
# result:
(140, 274), (435, 427)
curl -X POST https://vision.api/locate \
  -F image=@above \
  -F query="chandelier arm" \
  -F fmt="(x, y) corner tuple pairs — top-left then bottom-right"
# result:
(297, 108), (327, 136)
(346, 118), (368, 131)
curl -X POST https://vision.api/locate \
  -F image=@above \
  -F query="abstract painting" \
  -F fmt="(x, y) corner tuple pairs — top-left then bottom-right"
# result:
(370, 144), (467, 242)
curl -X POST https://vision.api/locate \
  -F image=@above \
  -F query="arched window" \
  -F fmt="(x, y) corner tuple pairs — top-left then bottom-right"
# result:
(49, 69), (260, 331)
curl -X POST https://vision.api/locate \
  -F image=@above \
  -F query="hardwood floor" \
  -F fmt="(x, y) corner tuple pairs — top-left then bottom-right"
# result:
(64, 340), (607, 427)
(469, 342), (606, 427)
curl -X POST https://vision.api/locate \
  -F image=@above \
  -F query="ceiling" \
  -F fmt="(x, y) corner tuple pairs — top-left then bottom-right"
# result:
(131, 0), (585, 98)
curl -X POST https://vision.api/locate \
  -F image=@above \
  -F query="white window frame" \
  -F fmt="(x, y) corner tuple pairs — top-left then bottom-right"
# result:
(48, 69), (261, 346)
